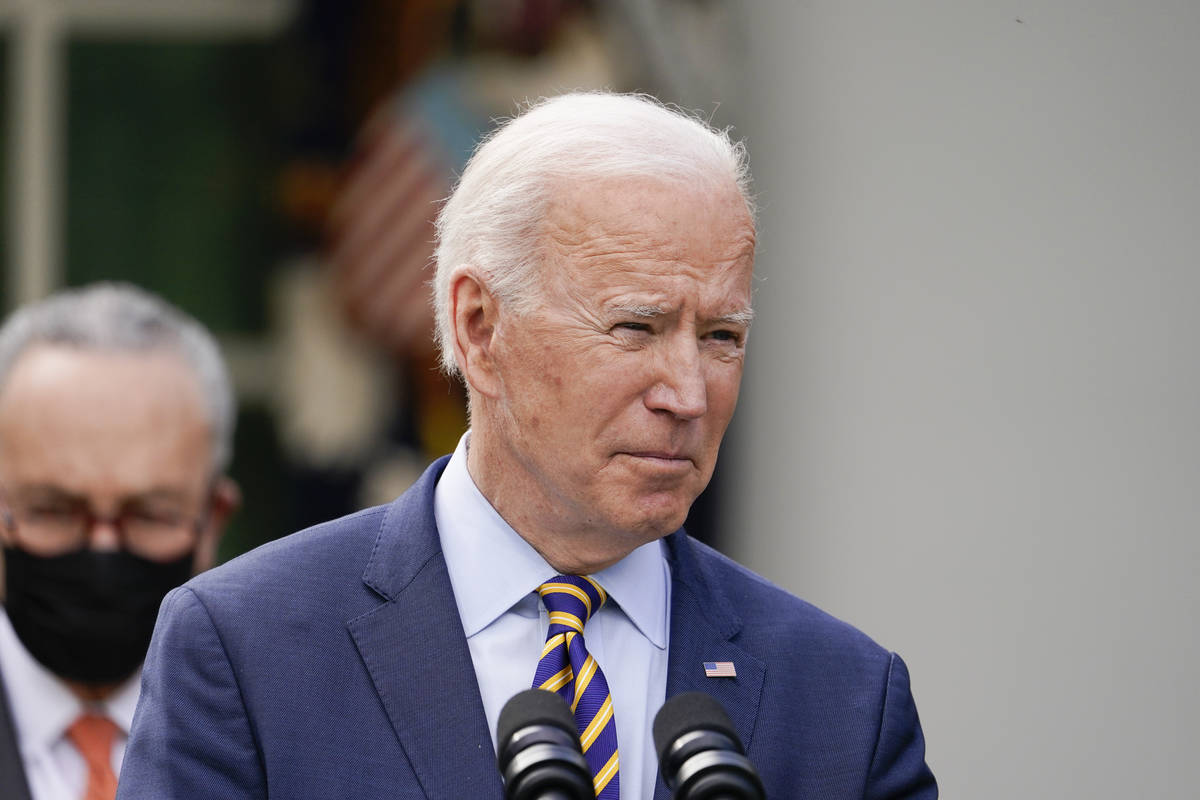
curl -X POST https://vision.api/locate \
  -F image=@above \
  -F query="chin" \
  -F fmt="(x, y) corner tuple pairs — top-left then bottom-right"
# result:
(621, 500), (692, 540)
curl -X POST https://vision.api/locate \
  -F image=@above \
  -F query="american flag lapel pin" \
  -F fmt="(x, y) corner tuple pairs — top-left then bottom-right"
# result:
(703, 661), (737, 678)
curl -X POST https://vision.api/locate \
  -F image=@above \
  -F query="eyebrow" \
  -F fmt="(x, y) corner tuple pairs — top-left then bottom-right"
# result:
(715, 308), (756, 328)
(15, 485), (191, 505)
(614, 304), (667, 318)
(610, 304), (756, 327)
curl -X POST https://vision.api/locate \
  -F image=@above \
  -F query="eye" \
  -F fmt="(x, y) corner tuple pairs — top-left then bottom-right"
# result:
(125, 505), (185, 527)
(613, 322), (652, 334)
(25, 503), (78, 522)
(706, 329), (743, 345)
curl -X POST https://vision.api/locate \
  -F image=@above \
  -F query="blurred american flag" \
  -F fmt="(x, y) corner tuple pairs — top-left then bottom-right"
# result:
(326, 69), (484, 358)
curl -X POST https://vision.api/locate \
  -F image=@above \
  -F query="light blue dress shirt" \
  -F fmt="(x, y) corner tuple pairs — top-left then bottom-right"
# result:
(435, 433), (671, 800)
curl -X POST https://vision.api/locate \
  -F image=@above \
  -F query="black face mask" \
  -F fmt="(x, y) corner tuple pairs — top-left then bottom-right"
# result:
(3, 546), (192, 685)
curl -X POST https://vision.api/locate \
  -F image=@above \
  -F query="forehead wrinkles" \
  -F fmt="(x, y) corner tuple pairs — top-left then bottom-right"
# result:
(543, 209), (673, 268)
(539, 202), (755, 293)
(0, 350), (212, 468)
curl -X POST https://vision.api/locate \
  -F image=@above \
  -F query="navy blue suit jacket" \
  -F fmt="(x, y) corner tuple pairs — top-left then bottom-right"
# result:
(117, 458), (935, 798)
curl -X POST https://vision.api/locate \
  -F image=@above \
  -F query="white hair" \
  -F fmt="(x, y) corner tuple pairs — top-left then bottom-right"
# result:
(0, 282), (236, 473)
(433, 91), (756, 376)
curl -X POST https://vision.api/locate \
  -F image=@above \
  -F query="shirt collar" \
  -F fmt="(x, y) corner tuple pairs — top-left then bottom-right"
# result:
(435, 433), (668, 649)
(592, 537), (669, 650)
(0, 608), (139, 756)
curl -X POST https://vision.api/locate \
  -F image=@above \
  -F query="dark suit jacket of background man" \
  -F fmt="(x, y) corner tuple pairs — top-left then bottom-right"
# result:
(116, 458), (936, 799)
(0, 669), (33, 800)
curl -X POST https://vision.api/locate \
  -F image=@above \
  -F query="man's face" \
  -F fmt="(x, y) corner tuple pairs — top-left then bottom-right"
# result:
(0, 346), (221, 568)
(477, 177), (755, 565)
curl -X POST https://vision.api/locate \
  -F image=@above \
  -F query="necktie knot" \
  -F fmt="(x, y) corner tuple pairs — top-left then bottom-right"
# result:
(538, 575), (608, 634)
(66, 713), (120, 800)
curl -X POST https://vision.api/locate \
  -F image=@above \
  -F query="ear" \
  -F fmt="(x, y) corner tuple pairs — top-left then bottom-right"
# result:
(192, 475), (241, 573)
(449, 267), (503, 398)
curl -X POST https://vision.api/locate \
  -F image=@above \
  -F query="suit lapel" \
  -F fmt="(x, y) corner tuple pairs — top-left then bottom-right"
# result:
(347, 459), (503, 799)
(653, 533), (766, 800)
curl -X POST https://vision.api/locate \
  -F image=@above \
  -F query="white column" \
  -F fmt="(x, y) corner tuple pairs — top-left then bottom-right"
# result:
(5, 0), (63, 306)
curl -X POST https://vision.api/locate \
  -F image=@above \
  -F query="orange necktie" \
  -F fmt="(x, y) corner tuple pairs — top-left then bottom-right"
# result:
(65, 713), (119, 800)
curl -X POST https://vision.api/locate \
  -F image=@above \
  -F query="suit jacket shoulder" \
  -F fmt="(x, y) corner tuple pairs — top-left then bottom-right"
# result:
(119, 456), (505, 800)
(678, 533), (891, 658)
(661, 532), (937, 799)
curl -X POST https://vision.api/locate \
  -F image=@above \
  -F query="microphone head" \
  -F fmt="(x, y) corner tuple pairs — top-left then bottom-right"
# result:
(654, 692), (765, 800)
(497, 689), (592, 800)
(498, 688), (578, 751)
(653, 691), (742, 762)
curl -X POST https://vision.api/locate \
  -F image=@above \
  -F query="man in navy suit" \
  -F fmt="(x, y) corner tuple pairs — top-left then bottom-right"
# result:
(118, 92), (937, 799)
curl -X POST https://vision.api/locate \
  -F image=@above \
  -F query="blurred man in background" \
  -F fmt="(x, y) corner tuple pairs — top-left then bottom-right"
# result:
(0, 284), (239, 800)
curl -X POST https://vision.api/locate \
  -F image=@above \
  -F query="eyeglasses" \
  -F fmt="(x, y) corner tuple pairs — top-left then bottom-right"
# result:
(1, 491), (208, 561)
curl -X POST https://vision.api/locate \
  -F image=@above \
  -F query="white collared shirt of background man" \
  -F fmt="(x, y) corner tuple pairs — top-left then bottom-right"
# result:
(0, 610), (137, 800)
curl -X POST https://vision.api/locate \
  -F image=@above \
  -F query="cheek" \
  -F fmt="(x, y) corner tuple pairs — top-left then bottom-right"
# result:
(511, 364), (573, 438)
(706, 370), (743, 424)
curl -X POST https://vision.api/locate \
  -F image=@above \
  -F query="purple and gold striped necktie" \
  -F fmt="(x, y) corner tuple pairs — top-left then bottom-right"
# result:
(532, 575), (620, 799)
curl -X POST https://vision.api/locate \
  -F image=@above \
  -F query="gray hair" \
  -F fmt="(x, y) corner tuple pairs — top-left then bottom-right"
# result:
(433, 91), (756, 376)
(0, 283), (236, 473)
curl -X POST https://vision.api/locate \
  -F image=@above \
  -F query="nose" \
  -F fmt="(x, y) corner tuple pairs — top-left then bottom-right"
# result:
(87, 517), (122, 552)
(644, 335), (708, 420)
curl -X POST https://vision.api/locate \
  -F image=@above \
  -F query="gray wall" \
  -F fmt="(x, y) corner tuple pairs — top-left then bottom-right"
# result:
(727, 3), (1200, 797)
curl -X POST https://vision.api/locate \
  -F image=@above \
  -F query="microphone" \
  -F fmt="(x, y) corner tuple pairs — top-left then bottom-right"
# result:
(653, 692), (765, 800)
(497, 688), (594, 800)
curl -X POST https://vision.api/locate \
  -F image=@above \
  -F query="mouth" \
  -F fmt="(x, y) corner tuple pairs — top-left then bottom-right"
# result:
(619, 451), (696, 472)
(626, 450), (689, 460)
